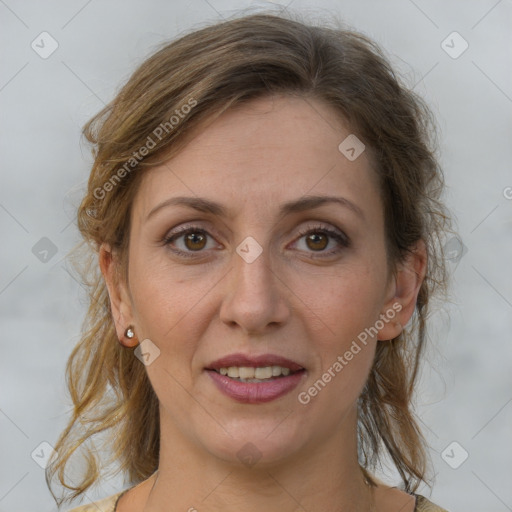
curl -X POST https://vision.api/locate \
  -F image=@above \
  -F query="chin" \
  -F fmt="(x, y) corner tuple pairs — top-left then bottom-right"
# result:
(197, 420), (310, 469)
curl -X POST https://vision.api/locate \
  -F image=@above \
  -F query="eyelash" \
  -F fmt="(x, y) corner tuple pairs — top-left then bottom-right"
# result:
(162, 223), (350, 259)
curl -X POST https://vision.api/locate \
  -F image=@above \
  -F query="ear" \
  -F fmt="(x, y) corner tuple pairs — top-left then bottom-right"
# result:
(99, 243), (138, 347)
(377, 239), (427, 341)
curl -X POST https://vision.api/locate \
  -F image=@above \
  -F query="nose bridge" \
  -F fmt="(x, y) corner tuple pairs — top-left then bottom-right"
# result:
(233, 236), (276, 305)
(219, 234), (289, 333)
(235, 238), (273, 293)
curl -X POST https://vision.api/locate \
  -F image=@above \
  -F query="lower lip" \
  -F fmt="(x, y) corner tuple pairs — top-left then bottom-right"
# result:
(206, 369), (306, 404)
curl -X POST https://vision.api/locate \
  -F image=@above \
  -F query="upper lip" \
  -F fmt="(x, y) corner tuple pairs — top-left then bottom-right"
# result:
(206, 353), (304, 372)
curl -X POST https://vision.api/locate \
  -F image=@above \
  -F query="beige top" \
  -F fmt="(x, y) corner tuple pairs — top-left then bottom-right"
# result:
(67, 490), (449, 512)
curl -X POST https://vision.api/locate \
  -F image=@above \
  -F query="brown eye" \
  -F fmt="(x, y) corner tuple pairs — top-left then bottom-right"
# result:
(305, 232), (328, 251)
(184, 232), (207, 251)
(163, 227), (218, 258)
(293, 225), (350, 257)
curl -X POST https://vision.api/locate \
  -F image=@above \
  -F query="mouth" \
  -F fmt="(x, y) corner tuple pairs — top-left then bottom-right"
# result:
(205, 353), (306, 403)
(207, 365), (303, 382)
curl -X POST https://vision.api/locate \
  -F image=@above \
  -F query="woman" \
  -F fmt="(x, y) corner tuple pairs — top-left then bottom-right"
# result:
(47, 11), (452, 512)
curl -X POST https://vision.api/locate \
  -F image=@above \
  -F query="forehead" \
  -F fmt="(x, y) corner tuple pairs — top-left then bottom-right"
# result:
(133, 95), (380, 221)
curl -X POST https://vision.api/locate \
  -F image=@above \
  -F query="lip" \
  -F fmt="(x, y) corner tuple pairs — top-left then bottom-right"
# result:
(205, 352), (306, 404)
(206, 369), (306, 404)
(206, 353), (304, 372)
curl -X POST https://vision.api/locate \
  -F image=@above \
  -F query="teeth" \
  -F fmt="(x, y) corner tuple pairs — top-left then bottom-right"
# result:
(239, 367), (255, 379)
(272, 365), (282, 376)
(216, 365), (295, 380)
(255, 367), (272, 379)
(227, 367), (239, 378)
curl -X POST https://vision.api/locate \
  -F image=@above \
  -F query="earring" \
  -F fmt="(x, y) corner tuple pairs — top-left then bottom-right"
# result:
(119, 325), (137, 347)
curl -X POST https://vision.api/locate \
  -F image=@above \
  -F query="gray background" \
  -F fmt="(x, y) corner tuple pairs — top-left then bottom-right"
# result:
(1, 1), (511, 511)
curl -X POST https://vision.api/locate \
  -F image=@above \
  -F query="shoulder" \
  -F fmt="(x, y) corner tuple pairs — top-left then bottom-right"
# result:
(415, 494), (450, 512)
(66, 490), (126, 512)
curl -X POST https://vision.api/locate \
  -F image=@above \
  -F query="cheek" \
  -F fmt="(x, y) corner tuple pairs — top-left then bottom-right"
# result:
(294, 261), (386, 342)
(127, 253), (215, 365)
(291, 261), (385, 401)
(129, 238), (213, 319)
(296, 277), (380, 412)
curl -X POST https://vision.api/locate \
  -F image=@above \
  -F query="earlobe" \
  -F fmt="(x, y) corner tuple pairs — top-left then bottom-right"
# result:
(377, 240), (427, 341)
(99, 243), (138, 347)
(122, 325), (139, 347)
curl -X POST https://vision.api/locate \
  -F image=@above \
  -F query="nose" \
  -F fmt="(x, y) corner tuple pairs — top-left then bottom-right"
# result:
(219, 241), (290, 336)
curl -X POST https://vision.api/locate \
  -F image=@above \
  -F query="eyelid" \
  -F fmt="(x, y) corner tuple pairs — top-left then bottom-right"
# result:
(162, 221), (350, 257)
(162, 225), (222, 257)
(294, 222), (350, 245)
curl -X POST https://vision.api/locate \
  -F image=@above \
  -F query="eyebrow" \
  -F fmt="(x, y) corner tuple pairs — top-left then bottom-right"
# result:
(146, 194), (365, 222)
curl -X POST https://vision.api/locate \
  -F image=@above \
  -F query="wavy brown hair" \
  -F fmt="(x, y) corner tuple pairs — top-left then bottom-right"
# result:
(46, 10), (453, 507)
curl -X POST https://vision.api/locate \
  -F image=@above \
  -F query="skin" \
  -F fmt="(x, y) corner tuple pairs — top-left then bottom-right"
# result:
(100, 94), (426, 512)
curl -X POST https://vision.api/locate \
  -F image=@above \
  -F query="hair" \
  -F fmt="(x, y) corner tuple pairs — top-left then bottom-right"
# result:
(46, 10), (453, 506)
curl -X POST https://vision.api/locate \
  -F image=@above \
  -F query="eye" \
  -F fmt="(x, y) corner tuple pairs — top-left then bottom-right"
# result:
(292, 224), (350, 257)
(163, 223), (350, 259)
(163, 226), (220, 258)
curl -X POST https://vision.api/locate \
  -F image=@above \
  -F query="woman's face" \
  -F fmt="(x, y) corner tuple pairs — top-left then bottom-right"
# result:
(107, 95), (408, 467)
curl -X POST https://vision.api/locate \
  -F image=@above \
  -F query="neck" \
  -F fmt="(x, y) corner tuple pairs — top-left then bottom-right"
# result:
(141, 407), (375, 512)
